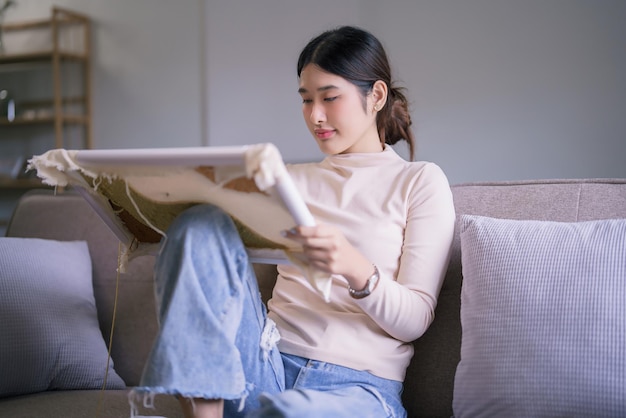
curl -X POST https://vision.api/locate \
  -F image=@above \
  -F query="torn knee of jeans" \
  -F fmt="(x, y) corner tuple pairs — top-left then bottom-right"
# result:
(259, 317), (280, 361)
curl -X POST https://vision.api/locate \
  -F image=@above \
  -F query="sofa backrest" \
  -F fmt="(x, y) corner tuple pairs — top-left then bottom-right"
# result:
(7, 179), (626, 417)
(6, 190), (158, 386)
(5, 189), (278, 388)
(404, 178), (626, 417)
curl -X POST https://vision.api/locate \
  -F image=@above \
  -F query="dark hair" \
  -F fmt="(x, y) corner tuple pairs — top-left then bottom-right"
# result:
(297, 26), (415, 160)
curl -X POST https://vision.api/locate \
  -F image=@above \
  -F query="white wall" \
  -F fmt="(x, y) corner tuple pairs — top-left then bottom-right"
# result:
(1, 0), (625, 184)
(362, 0), (626, 182)
(204, 0), (362, 163)
(2, 0), (203, 151)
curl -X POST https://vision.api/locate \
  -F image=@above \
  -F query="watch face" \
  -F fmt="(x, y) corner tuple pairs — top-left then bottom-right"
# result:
(349, 266), (380, 299)
(363, 271), (379, 294)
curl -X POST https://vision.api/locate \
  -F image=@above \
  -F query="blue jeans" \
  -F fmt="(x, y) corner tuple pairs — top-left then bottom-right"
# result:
(134, 204), (406, 418)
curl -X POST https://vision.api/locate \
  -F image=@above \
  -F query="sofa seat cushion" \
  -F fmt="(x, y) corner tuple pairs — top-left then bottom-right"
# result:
(0, 238), (125, 398)
(454, 215), (626, 418)
(0, 389), (183, 418)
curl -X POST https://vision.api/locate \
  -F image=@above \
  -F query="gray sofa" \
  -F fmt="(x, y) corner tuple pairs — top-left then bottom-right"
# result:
(1, 178), (625, 418)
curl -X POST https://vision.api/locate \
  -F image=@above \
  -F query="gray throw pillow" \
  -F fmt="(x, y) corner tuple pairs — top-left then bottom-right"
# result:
(454, 215), (626, 418)
(0, 237), (125, 398)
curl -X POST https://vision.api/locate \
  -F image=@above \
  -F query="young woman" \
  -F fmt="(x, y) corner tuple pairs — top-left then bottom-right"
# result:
(134, 26), (455, 418)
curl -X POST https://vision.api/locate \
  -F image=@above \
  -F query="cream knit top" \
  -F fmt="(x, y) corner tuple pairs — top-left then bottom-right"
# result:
(267, 146), (456, 382)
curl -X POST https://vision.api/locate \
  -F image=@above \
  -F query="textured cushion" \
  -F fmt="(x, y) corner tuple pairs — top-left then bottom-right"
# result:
(0, 238), (125, 398)
(454, 215), (626, 418)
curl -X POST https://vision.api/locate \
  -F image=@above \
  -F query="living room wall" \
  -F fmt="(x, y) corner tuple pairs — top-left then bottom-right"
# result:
(1, 0), (624, 186)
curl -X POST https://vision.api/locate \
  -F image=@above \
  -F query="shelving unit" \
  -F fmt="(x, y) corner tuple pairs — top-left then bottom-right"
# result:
(0, 6), (91, 190)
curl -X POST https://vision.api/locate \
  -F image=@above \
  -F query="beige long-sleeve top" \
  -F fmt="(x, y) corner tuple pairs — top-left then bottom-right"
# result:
(267, 146), (456, 382)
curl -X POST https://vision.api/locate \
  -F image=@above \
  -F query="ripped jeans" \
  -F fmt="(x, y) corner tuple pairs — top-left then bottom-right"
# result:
(133, 204), (406, 418)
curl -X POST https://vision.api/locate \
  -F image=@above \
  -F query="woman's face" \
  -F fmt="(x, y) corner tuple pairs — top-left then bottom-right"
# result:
(298, 64), (382, 155)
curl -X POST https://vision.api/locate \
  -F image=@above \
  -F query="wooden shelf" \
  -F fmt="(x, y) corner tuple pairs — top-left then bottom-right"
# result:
(0, 51), (88, 65)
(0, 6), (92, 150)
(1, 7), (89, 31)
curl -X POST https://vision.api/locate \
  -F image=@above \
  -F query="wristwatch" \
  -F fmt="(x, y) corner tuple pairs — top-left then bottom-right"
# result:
(348, 265), (380, 299)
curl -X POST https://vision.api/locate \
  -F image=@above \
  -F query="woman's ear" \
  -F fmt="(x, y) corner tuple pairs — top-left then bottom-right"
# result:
(371, 80), (388, 111)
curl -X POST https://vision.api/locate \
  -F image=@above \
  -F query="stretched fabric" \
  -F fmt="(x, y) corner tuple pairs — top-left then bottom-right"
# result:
(27, 144), (333, 300)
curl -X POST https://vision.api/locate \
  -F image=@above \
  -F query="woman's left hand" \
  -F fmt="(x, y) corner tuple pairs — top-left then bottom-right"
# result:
(282, 224), (374, 287)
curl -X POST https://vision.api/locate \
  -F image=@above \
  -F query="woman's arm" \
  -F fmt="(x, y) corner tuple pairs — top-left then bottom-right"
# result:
(356, 164), (456, 341)
(285, 163), (456, 342)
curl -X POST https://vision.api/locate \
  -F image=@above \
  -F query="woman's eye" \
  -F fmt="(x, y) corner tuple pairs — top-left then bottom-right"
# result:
(302, 98), (313, 104)
(324, 96), (338, 102)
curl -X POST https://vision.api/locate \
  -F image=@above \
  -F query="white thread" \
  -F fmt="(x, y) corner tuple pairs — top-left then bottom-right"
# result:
(127, 390), (166, 418)
(142, 392), (156, 408)
(238, 394), (247, 412)
(124, 180), (167, 237)
(93, 176), (102, 191)
(128, 390), (139, 417)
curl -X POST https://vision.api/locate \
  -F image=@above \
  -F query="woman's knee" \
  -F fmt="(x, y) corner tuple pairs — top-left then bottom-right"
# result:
(164, 204), (244, 249)
(168, 204), (231, 235)
(153, 203), (250, 317)
(155, 203), (247, 286)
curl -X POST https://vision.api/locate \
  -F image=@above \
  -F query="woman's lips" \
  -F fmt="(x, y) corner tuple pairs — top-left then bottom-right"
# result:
(314, 129), (335, 140)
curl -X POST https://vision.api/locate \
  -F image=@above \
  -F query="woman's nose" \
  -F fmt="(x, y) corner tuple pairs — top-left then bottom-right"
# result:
(309, 103), (325, 125)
